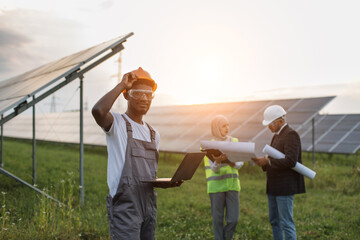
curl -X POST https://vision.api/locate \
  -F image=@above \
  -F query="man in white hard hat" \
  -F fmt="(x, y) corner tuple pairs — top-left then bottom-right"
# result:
(252, 105), (305, 240)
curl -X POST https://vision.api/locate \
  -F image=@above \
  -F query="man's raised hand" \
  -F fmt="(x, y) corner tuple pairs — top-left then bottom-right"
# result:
(121, 72), (138, 91)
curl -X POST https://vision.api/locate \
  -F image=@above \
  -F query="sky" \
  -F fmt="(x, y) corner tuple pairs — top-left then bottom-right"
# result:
(0, 0), (359, 114)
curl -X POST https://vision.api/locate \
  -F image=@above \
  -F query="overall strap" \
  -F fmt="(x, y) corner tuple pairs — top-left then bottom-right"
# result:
(145, 122), (156, 143)
(121, 114), (133, 139)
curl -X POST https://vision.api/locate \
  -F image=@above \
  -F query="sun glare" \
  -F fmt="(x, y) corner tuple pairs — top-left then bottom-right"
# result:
(198, 60), (219, 85)
(176, 58), (224, 105)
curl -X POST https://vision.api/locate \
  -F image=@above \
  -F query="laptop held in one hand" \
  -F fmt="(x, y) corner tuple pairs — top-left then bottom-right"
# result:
(142, 152), (205, 183)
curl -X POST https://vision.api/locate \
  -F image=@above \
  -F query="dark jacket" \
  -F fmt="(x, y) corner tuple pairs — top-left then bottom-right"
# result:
(263, 124), (306, 196)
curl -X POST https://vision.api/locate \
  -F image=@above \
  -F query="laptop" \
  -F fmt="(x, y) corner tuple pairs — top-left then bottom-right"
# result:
(142, 152), (205, 183)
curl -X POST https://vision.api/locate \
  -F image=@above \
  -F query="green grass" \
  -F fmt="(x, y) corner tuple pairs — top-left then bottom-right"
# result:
(0, 138), (359, 239)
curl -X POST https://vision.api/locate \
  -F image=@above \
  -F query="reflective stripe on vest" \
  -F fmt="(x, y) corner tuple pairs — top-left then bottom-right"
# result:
(206, 173), (239, 182)
(204, 166), (228, 170)
(203, 137), (241, 194)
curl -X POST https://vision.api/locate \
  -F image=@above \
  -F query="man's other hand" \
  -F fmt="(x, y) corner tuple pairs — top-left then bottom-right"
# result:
(251, 157), (270, 167)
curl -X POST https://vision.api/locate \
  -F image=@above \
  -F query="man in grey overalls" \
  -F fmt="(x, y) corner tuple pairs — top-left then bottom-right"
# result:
(92, 67), (181, 239)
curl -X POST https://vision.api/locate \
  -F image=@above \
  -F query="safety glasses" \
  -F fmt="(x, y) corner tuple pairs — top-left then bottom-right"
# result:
(128, 89), (155, 100)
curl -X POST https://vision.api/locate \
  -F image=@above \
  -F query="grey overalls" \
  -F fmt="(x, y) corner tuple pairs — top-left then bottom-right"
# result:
(107, 115), (158, 240)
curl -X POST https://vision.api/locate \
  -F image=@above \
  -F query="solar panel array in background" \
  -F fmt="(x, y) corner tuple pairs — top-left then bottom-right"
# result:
(0, 33), (133, 115)
(144, 96), (334, 155)
(299, 114), (360, 154)
(4, 96), (355, 155)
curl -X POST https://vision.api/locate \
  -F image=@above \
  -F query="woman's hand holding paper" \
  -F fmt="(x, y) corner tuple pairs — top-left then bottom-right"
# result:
(212, 154), (228, 164)
(228, 162), (235, 167)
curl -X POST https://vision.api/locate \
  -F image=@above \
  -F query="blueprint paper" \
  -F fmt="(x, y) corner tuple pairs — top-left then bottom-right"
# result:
(200, 141), (256, 162)
(262, 144), (316, 179)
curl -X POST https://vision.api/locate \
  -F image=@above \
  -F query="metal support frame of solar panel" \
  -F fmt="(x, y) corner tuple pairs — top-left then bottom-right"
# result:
(2, 111), (105, 145)
(299, 114), (360, 154)
(0, 32), (133, 205)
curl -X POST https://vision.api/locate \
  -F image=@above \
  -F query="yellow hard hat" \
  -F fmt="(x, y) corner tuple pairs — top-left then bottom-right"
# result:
(124, 67), (157, 93)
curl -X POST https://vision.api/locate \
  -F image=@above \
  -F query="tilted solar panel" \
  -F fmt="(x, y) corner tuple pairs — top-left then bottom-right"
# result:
(0, 33), (133, 119)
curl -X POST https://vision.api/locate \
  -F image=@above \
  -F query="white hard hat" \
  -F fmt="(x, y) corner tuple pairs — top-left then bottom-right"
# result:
(262, 105), (286, 126)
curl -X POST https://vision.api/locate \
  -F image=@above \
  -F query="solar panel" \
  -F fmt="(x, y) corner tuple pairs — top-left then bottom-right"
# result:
(3, 96), (348, 154)
(0, 33), (133, 121)
(300, 114), (360, 154)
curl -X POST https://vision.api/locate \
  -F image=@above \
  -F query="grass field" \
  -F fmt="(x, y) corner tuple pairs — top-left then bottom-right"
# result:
(0, 138), (359, 239)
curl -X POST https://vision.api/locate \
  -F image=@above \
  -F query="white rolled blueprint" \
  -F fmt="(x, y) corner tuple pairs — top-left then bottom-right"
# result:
(200, 141), (256, 162)
(262, 144), (316, 180)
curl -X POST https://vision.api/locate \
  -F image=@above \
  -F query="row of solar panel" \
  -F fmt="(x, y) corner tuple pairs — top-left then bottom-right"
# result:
(2, 97), (359, 154)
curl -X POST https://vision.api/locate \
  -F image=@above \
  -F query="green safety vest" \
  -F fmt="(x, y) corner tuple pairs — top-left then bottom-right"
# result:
(203, 138), (241, 194)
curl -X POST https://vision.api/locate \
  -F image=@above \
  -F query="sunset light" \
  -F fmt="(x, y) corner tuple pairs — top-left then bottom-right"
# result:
(1, 1), (360, 239)
(0, 0), (359, 112)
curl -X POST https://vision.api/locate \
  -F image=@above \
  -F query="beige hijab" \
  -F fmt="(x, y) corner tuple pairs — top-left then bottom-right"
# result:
(211, 115), (232, 142)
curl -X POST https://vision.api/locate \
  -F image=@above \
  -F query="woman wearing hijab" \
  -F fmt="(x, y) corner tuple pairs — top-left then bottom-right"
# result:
(203, 115), (243, 240)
